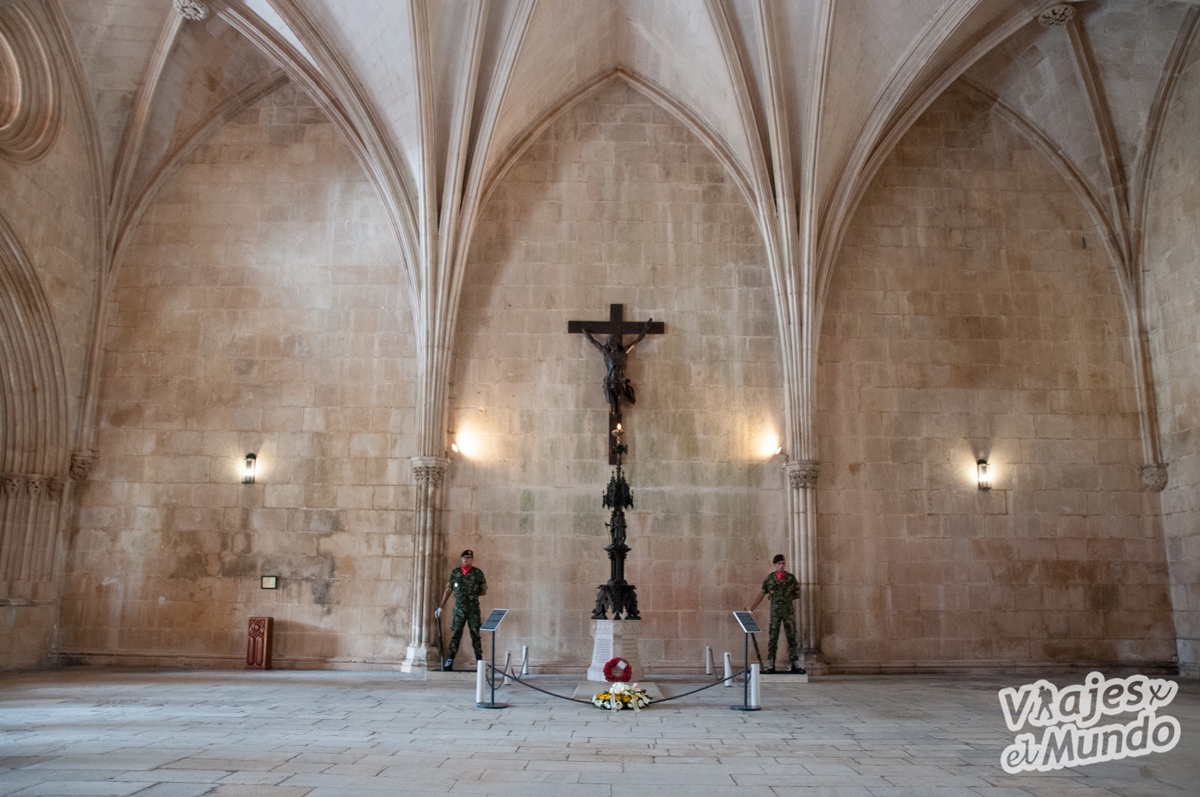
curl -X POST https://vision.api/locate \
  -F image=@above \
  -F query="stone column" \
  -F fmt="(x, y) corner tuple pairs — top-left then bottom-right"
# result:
(784, 460), (821, 665)
(401, 456), (449, 672)
(0, 469), (68, 604)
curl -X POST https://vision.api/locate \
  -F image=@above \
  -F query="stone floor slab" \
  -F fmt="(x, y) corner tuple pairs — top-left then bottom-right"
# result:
(0, 670), (1196, 797)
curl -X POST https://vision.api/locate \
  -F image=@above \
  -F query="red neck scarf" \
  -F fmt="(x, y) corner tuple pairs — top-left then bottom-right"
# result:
(775, 567), (785, 579)
(461, 564), (472, 575)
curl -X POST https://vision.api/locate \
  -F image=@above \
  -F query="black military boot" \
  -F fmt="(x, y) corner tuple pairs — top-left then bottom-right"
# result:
(442, 659), (453, 671)
(764, 662), (776, 674)
(789, 662), (806, 674)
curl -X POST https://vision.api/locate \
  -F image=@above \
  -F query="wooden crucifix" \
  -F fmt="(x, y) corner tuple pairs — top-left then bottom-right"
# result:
(568, 304), (665, 463)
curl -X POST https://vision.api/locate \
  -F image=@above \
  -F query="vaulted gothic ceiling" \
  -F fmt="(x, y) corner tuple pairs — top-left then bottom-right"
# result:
(5, 0), (1198, 460)
(34, 0), (1193, 292)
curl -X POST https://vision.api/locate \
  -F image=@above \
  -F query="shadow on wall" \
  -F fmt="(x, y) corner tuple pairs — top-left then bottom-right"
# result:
(256, 619), (343, 669)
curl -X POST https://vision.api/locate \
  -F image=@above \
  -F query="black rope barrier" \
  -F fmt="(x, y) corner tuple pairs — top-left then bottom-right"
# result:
(499, 669), (592, 704)
(489, 663), (750, 705)
(652, 671), (746, 703)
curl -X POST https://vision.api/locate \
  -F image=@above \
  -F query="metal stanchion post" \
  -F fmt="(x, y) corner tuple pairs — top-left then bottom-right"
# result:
(750, 663), (760, 708)
(477, 609), (508, 709)
(731, 611), (762, 711)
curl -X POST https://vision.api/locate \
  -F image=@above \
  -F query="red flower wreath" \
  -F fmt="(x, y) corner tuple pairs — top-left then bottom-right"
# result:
(603, 657), (632, 682)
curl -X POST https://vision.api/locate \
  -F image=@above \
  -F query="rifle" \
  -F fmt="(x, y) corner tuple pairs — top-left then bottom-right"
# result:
(435, 609), (445, 668)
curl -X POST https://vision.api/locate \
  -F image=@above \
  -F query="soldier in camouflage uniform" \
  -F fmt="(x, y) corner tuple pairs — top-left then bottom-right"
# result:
(436, 549), (488, 671)
(749, 554), (804, 674)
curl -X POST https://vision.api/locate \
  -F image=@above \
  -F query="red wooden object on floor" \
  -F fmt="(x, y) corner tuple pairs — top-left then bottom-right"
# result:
(246, 616), (273, 669)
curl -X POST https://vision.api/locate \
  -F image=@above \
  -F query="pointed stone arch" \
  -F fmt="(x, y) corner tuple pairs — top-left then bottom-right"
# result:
(447, 73), (785, 670)
(815, 84), (1176, 671)
(0, 210), (70, 602)
(478, 67), (760, 221)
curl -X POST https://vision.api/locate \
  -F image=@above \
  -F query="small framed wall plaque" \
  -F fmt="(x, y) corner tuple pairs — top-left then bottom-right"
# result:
(260, 575), (278, 589)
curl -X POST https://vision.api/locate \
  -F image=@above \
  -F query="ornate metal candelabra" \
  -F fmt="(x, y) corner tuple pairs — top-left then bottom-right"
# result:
(592, 424), (640, 620)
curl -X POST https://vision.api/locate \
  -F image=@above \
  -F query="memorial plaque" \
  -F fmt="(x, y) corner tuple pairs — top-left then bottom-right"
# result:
(480, 608), (508, 632)
(591, 634), (613, 664)
(733, 611), (761, 634)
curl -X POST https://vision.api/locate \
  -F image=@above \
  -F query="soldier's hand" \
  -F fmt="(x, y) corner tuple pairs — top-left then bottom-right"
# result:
(434, 607), (442, 619)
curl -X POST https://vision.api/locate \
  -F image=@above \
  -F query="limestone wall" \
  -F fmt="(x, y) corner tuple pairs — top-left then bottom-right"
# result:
(1144, 42), (1200, 677)
(817, 85), (1176, 671)
(58, 84), (417, 667)
(49, 71), (1189, 675)
(452, 80), (786, 670)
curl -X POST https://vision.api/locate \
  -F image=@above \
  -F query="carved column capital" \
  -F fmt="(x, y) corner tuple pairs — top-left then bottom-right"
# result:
(1141, 463), (1168, 492)
(2, 472), (69, 500)
(412, 456), (450, 487)
(2, 475), (24, 499)
(26, 475), (46, 498)
(70, 451), (97, 481)
(785, 460), (821, 490)
(172, 0), (210, 21)
(1038, 4), (1076, 27)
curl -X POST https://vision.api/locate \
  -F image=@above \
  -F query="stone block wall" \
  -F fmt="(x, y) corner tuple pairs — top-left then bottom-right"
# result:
(58, 84), (418, 668)
(817, 85), (1176, 671)
(45, 68), (1194, 675)
(1144, 42), (1200, 677)
(452, 80), (786, 670)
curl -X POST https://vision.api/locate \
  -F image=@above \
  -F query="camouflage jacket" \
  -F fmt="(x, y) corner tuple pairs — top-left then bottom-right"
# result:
(761, 570), (798, 608)
(448, 566), (487, 610)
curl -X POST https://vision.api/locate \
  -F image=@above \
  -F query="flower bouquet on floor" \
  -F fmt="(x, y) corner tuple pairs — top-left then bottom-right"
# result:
(592, 680), (651, 711)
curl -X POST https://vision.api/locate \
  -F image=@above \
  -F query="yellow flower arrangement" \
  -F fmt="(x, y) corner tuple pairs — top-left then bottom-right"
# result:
(592, 681), (651, 711)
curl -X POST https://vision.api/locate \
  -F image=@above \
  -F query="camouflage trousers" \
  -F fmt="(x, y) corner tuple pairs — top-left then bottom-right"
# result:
(767, 602), (799, 664)
(447, 603), (483, 663)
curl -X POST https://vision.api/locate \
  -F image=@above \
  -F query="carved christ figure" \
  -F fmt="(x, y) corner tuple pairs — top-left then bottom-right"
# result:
(582, 319), (653, 419)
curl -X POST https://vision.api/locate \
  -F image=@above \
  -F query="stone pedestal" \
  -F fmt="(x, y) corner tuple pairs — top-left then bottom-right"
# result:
(761, 670), (810, 683)
(587, 619), (644, 682)
(400, 643), (438, 673)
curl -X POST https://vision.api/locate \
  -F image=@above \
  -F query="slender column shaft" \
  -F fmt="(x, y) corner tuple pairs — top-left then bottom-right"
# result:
(785, 460), (821, 655)
(0, 472), (68, 603)
(402, 456), (448, 671)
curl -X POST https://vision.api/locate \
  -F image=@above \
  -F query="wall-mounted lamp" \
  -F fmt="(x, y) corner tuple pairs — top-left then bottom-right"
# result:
(242, 453), (257, 484)
(977, 459), (991, 491)
(450, 426), (481, 459)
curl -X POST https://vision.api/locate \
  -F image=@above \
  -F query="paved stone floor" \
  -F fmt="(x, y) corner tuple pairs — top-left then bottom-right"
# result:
(1, 669), (1198, 796)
